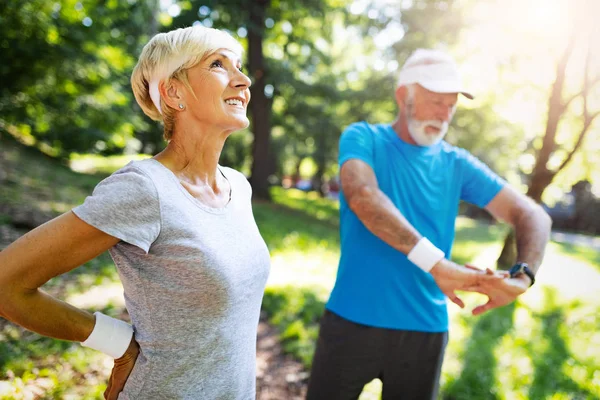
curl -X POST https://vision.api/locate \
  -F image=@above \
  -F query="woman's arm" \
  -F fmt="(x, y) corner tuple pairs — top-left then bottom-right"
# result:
(0, 211), (120, 341)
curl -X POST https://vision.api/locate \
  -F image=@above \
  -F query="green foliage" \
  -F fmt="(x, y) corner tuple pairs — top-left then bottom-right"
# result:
(449, 218), (509, 265)
(262, 287), (325, 367)
(444, 303), (517, 400)
(0, 0), (162, 157)
(270, 187), (340, 226)
(253, 200), (339, 255)
(0, 134), (99, 215)
(70, 152), (151, 175)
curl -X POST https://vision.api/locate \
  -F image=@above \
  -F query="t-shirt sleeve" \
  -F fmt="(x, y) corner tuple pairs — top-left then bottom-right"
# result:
(338, 122), (375, 168)
(72, 165), (161, 253)
(459, 149), (506, 208)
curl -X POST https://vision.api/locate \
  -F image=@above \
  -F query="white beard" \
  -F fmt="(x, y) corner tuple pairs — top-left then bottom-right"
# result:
(407, 117), (448, 147)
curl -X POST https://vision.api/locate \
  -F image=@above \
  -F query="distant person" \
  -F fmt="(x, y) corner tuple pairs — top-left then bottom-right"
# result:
(0, 25), (270, 399)
(306, 49), (551, 400)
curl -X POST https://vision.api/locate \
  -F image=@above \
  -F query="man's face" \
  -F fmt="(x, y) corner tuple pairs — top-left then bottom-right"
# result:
(411, 85), (458, 129)
(404, 85), (458, 146)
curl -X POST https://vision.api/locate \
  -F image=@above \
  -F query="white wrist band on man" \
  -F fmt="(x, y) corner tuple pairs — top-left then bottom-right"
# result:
(81, 312), (133, 359)
(407, 237), (445, 273)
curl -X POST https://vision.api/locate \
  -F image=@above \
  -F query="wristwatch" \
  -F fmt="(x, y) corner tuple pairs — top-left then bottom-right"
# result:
(509, 262), (535, 287)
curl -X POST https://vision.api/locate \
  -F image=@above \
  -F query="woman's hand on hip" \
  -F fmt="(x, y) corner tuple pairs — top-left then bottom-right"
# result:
(104, 337), (140, 400)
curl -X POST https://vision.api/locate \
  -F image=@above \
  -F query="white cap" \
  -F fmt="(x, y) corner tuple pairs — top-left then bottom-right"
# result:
(397, 49), (473, 99)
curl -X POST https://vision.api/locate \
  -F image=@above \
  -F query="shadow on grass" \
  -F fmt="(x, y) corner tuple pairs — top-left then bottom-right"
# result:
(261, 286), (326, 368)
(528, 290), (596, 400)
(443, 302), (516, 400)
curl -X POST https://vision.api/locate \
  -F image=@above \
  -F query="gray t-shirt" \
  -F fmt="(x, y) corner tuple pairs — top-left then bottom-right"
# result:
(73, 159), (270, 399)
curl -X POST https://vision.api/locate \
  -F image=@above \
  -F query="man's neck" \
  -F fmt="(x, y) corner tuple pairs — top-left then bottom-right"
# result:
(391, 114), (417, 145)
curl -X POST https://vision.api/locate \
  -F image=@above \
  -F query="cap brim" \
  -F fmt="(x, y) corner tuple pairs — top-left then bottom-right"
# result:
(419, 81), (474, 100)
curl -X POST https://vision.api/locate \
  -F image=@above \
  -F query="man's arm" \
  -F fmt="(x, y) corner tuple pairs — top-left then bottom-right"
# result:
(340, 159), (502, 307)
(466, 185), (552, 315)
(341, 159), (420, 253)
(485, 185), (552, 274)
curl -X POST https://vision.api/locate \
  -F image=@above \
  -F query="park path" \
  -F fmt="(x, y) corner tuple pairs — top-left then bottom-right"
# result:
(256, 314), (308, 399)
(551, 230), (600, 251)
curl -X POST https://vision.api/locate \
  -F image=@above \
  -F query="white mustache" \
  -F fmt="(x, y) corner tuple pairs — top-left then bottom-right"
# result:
(422, 120), (447, 131)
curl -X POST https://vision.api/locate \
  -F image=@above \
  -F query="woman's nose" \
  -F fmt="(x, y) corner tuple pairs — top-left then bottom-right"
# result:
(233, 70), (251, 89)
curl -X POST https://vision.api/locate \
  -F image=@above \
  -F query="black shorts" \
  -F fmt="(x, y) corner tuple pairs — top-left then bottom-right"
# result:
(306, 309), (448, 400)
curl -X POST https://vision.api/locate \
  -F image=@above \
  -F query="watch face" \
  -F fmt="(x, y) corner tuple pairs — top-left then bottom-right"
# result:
(510, 263), (526, 277)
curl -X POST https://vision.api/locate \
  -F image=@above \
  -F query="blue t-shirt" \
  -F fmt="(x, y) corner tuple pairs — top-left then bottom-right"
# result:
(326, 122), (505, 332)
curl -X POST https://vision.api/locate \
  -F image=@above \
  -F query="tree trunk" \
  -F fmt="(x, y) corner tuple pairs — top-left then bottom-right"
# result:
(495, 41), (570, 268)
(248, 0), (272, 200)
(497, 230), (516, 270)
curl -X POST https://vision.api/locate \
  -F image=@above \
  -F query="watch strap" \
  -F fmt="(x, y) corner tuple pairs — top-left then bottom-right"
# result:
(510, 262), (535, 287)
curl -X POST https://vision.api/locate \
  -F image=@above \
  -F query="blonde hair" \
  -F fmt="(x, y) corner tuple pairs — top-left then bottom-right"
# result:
(131, 26), (243, 140)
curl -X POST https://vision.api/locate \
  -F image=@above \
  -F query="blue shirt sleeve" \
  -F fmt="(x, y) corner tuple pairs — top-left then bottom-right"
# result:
(459, 149), (506, 208)
(338, 122), (375, 168)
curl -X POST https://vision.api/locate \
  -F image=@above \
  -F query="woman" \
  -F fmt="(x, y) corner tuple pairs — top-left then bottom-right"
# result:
(0, 25), (270, 399)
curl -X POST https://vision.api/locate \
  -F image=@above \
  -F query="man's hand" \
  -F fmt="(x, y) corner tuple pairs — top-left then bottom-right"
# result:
(430, 259), (505, 309)
(104, 337), (139, 400)
(464, 264), (529, 315)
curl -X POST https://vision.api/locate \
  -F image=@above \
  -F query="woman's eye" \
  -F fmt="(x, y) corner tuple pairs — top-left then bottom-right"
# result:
(210, 60), (223, 68)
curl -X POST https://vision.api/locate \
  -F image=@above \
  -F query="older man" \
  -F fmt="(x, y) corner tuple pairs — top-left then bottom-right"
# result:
(306, 49), (551, 400)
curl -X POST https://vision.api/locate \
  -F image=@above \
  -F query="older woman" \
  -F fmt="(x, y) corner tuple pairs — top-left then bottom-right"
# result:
(0, 26), (270, 399)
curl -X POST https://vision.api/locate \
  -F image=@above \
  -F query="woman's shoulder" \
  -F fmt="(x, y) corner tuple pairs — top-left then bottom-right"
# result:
(113, 158), (174, 187)
(88, 159), (161, 202)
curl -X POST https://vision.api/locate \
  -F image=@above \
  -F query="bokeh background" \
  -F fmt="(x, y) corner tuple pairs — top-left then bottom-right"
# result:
(1, 0), (599, 399)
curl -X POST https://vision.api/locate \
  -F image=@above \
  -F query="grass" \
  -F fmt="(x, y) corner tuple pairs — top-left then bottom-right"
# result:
(69, 153), (151, 175)
(0, 135), (101, 218)
(1, 139), (599, 399)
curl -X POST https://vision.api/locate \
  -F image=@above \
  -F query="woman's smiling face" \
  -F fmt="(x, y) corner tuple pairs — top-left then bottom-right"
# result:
(183, 48), (251, 132)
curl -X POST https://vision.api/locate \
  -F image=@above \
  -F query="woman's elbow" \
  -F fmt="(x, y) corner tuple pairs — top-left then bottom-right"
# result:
(0, 275), (25, 317)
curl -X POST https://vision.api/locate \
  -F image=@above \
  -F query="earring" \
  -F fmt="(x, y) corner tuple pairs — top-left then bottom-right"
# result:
(178, 103), (185, 110)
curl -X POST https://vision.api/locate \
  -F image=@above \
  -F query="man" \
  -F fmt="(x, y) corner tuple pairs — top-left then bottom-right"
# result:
(306, 49), (551, 400)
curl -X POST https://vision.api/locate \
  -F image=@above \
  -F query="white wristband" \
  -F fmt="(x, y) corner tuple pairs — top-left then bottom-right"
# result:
(81, 312), (133, 359)
(407, 237), (445, 273)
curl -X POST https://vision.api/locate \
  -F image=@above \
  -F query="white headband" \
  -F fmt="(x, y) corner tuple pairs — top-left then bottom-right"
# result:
(147, 55), (188, 115)
(149, 79), (162, 114)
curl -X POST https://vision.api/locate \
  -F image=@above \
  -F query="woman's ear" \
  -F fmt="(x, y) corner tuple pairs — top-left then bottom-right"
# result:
(159, 79), (184, 111)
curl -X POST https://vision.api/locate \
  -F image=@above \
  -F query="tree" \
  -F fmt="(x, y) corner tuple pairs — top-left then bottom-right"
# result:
(246, 0), (272, 198)
(498, 2), (600, 267)
(0, 0), (160, 157)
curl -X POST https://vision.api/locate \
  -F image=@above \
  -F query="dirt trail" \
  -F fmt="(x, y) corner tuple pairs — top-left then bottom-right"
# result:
(256, 314), (309, 400)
